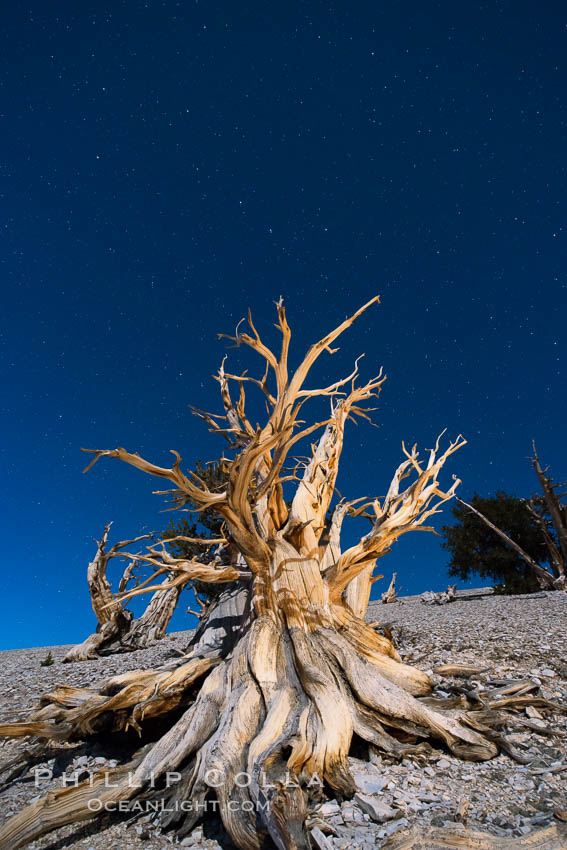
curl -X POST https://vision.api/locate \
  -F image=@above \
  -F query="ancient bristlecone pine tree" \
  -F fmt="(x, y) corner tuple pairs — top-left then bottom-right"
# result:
(0, 298), (553, 850)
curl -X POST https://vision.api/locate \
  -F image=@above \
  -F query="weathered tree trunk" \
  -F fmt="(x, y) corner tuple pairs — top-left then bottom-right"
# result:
(343, 565), (374, 617)
(117, 578), (182, 650)
(381, 572), (400, 603)
(63, 523), (138, 661)
(421, 584), (457, 605)
(530, 443), (567, 590)
(63, 526), (185, 661)
(383, 822), (567, 849)
(0, 299), (556, 850)
(62, 610), (134, 662)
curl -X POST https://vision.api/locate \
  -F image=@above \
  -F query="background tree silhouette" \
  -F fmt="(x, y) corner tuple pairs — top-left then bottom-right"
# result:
(441, 491), (554, 594)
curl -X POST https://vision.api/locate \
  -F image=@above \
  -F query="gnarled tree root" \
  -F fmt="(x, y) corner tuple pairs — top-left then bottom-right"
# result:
(1, 607), (557, 850)
(382, 823), (567, 849)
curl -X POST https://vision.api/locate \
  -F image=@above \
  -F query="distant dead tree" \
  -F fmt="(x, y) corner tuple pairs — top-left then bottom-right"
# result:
(381, 572), (400, 603)
(528, 443), (567, 589)
(421, 583), (457, 605)
(62, 523), (202, 662)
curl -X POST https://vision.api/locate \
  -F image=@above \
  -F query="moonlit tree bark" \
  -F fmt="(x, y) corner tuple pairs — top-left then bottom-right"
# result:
(0, 298), (552, 850)
(62, 524), (188, 661)
(529, 443), (567, 590)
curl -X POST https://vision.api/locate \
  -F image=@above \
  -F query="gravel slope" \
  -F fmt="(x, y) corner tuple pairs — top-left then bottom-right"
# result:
(0, 590), (566, 849)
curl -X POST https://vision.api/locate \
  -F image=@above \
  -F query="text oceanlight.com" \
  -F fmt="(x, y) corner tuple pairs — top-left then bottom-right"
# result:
(87, 799), (270, 813)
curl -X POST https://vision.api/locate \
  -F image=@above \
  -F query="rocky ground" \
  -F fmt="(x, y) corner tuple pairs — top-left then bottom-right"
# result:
(0, 589), (566, 849)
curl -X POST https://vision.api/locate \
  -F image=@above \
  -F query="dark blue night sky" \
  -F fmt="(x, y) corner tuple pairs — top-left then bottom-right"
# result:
(2, 2), (566, 649)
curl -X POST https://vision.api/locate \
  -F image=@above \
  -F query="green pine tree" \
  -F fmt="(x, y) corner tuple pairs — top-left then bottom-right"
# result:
(161, 460), (233, 604)
(441, 491), (554, 594)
